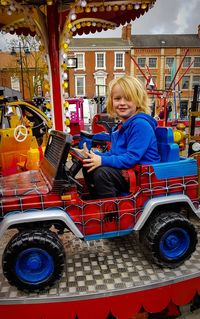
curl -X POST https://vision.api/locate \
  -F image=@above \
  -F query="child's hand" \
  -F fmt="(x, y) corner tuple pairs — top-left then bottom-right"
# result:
(73, 142), (89, 158)
(83, 150), (102, 172)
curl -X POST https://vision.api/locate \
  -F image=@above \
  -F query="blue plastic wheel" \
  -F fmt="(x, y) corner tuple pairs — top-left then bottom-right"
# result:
(3, 230), (65, 292)
(139, 212), (197, 268)
(160, 227), (190, 260)
(15, 248), (54, 284)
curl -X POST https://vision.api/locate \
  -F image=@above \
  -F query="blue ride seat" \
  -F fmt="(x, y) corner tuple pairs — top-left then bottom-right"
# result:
(155, 127), (180, 162)
(153, 127), (197, 180)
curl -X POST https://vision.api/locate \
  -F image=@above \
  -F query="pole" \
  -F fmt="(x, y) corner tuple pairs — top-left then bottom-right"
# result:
(18, 42), (25, 100)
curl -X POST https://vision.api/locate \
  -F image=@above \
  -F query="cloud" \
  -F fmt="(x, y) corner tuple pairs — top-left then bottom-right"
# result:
(175, 0), (199, 33)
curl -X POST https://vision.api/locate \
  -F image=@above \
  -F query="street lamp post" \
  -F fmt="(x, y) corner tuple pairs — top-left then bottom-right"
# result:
(11, 42), (30, 100)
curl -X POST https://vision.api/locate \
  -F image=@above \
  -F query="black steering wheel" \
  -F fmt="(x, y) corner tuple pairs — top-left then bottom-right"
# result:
(68, 148), (86, 189)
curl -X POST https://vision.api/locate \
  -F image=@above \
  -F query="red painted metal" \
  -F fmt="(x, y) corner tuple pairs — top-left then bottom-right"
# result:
(47, 4), (63, 131)
(0, 277), (199, 319)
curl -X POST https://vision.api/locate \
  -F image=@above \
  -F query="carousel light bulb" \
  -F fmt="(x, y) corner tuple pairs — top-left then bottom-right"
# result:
(1, 0), (8, 5)
(63, 81), (68, 89)
(141, 3), (147, 9)
(70, 13), (77, 20)
(66, 127), (71, 134)
(106, 5), (111, 11)
(127, 4), (133, 10)
(120, 5), (126, 11)
(92, 22), (96, 27)
(10, 4), (16, 11)
(92, 6), (97, 12)
(7, 9), (12, 15)
(134, 3), (140, 10)
(80, 0), (87, 7)
(113, 5), (119, 11)
(64, 101), (69, 108)
(85, 6), (91, 12)
(63, 53), (67, 59)
(63, 73), (68, 80)
(65, 110), (70, 117)
(71, 26), (76, 32)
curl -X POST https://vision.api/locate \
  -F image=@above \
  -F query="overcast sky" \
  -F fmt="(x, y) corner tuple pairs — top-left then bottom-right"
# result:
(77, 0), (200, 38)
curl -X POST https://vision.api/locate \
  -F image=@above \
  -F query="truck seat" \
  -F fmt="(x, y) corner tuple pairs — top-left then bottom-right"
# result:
(155, 127), (180, 162)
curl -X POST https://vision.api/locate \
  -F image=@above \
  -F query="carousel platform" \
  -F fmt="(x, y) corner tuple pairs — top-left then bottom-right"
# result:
(0, 223), (200, 319)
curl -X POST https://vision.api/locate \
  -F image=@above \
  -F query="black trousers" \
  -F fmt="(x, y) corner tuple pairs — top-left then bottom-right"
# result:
(82, 166), (129, 198)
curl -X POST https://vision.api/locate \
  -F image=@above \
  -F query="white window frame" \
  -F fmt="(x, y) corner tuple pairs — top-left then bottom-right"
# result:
(165, 75), (171, 89)
(165, 57), (175, 69)
(114, 72), (126, 79)
(138, 57), (146, 68)
(75, 52), (85, 70)
(192, 75), (200, 88)
(75, 75), (85, 96)
(95, 76), (106, 96)
(148, 57), (157, 68)
(95, 52), (106, 70)
(194, 57), (200, 68)
(183, 57), (191, 68)
(182, 75), (190, 90)
(114, 52), (125, 70)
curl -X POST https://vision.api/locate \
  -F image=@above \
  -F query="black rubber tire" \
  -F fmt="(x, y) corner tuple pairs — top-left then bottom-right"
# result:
(2, 229), (65, 292)
(139, 212), (198, 268)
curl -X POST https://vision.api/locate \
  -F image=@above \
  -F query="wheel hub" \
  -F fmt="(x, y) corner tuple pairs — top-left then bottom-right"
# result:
(165, 235), (179, 249)
(26, 254), (42, 270)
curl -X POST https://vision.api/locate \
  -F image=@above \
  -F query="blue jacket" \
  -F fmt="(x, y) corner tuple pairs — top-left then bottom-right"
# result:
(97, 113), (160, 169)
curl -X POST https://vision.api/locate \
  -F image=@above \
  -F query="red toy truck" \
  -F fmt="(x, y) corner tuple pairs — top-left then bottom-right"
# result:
(0, 128), (199, 292)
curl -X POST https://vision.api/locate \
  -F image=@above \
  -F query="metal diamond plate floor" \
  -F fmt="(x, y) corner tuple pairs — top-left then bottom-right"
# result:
(0, 222), (200, 305)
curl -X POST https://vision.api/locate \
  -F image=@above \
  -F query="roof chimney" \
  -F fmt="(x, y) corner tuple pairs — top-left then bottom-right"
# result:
(198, 25), (200, 38)
(121, 25), (127, 40)
(121, 24), (132, 41)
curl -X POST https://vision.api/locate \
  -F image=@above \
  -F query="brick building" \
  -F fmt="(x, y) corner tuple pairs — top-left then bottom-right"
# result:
(68, 24), (200, 118)
(68, 25), (132, 99)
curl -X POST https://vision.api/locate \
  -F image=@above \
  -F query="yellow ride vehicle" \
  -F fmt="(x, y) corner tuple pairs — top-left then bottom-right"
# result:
(0, 98), (52, 175)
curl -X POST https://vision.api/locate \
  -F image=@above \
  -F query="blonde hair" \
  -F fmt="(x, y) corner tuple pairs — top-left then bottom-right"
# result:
(106, 76), (151, 117)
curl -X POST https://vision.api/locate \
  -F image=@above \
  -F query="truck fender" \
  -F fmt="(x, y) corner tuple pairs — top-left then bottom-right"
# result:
(134, 194), (200, 231)
(0, 208), (84, 240)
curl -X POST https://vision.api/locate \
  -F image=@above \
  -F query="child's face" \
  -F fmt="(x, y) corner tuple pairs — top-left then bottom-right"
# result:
(112, 84), (137, 122)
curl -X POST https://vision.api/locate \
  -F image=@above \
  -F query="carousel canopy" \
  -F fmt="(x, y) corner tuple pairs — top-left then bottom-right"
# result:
(0, 0), (156, 40)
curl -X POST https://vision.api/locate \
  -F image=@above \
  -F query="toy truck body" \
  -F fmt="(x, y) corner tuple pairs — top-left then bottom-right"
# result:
(0, 128), (199, 292)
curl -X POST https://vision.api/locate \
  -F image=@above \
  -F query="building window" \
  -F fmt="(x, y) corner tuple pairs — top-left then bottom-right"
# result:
(11, 77), (20, 91)
(75, 53), (85, 70)
(138, 58), (146, 68)
(115, 52), (124, 69)
(182, 76), (190, 89)
(183, 57), (191, 68)
(75, 76), (85, 96)
(95, 52), (105, 69)
(192, 75), (200, 88)
(194, 57), (200, 68)
(95, 76), (106, 96)
(114, 73), (125, 79)
(165, 57), (175, 68)
(180, 101), (188, 119)
(149, 58), (157, 68)
(165, 76), (171, 89)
